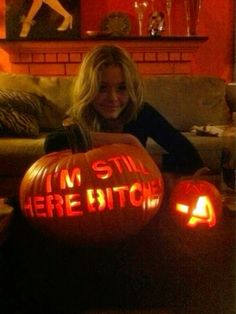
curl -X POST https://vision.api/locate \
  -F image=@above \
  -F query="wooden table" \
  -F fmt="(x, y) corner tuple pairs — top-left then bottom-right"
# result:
(0, 197), (235, 314)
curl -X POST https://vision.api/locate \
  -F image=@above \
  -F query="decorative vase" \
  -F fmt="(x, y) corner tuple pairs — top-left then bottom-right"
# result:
(184, 0), (202, 35)
(133, 1), (149, 36)
(166, 0), (173, 35)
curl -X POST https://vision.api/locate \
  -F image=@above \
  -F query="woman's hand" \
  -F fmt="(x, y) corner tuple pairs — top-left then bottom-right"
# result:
(61, 119), (144, 152)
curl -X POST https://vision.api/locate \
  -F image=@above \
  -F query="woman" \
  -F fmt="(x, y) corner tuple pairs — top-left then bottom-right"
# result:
(19, 0), (73, 38)
(45, 44), (204, 175)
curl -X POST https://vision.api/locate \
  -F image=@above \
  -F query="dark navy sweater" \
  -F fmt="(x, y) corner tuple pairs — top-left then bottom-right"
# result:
(44, 103), (204, 174)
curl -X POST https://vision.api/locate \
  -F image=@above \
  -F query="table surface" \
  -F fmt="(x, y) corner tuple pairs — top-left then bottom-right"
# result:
(0, 194), (235, 314)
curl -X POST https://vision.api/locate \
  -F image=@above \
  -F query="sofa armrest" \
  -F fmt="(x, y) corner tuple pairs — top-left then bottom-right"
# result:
(226, 83), (236, 113)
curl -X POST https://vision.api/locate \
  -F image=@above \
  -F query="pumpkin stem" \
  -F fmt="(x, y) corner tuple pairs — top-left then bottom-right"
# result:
(193, 167), (210, 179)
(63, 117), (92, 153)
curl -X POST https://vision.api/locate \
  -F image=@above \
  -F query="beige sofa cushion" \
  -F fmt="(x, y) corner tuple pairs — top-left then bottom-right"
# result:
(0, 73), (231, 133)
(147, 132), (224, 173)
(143, 75), (231, 131)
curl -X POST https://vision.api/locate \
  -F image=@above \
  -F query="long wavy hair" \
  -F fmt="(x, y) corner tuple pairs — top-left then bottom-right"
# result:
(67, 44), (144, 131)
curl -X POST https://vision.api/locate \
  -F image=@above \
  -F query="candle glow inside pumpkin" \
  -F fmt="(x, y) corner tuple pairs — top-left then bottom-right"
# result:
(19, 144), (164, 245)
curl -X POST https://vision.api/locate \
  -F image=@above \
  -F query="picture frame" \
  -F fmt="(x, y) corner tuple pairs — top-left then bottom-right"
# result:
(5, 0), (80, 40)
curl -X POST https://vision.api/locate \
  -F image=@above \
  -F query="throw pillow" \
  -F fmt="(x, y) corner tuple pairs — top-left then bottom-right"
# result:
(0, 90), (43, 137)
(0, 107), (39, 137)
(143, 76), (231, 131)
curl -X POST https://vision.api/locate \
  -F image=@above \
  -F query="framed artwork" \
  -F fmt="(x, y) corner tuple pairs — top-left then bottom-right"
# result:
(5, 0), (80, 40)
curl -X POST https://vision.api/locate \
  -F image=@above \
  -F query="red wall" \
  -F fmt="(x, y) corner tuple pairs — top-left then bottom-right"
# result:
(0, 0), (234, 81)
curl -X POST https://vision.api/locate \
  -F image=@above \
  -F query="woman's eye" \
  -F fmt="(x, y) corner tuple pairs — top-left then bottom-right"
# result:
(118, 84), (127, 92)
(98, 84), (127, 93)
(99, 85), (107, 92)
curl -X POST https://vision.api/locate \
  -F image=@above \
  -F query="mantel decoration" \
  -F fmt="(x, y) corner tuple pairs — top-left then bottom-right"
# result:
(5, 0), (80, 40)
(100, 12), (131, 37)
(19, 124), (164, 246)
(165, 0), (173, 35)
(133, 0), (149, 36)
(184, 0), (202, 35)
(148, 11), (165, 37)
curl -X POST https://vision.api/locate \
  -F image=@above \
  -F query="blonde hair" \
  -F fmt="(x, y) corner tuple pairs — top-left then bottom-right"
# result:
(68, 45), (144, 131)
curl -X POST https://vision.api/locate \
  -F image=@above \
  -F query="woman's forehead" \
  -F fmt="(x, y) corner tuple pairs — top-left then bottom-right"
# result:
(100, 65), (125, 82)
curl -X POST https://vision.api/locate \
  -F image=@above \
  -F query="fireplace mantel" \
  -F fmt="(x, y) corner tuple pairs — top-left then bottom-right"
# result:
(0, 36), (208, 76)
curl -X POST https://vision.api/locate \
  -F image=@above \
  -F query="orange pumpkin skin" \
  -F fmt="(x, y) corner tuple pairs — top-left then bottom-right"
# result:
(19, 144), (164, 245)
(170, 179), (222, 228)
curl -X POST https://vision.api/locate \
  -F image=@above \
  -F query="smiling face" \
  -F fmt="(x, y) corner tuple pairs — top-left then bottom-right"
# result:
(92, 65), (129, 120)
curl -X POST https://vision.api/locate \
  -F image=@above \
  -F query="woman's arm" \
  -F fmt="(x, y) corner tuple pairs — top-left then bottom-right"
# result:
(44, 127), (144, 154)
(132, 103), (204, 175)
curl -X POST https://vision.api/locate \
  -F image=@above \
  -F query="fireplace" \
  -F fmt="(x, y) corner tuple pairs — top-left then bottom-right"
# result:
(0, 36), (207, 76)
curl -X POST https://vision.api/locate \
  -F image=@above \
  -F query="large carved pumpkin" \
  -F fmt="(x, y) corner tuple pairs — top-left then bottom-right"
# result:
(170, 178), (222, 228)
(19, 144), (164, 245)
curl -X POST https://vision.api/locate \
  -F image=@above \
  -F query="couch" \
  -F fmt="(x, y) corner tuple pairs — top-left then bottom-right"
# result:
(0, 72), (235, 197)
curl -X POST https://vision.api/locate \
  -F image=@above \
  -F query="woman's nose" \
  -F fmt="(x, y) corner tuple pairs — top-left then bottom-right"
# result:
(108, 88), (118, 101)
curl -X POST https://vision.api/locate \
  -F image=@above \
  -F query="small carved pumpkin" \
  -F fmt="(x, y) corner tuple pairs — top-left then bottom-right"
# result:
(170, 178), (222, 228)
(19, 143), (164, 245)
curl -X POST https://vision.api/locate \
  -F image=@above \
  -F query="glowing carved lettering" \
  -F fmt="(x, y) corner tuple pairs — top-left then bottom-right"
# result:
(45, 168), (82, 193)
(64, 194), (83, 216)
(105, 187), (114, 210)
(126, 155), (149, 174)
(91, 160), (113, 179)
(86, 189), (97, 212)
(46, 173), (52, 193)
(86, 189), (107, 212)
(176, 196), (216, 228)
(60, 168), (81, 189)
(45, 194), (64, 217)
(129, 182), (143, 206)
(22, 179), (162, 218)
(143, 180), (161, 209)
(176, 203), (189, 214)
(23, 197), (34, 217)
(92, 154), (150, 180)
(113, 186), (129, 208)
(108, 156), (124, 173)
(33, 196), (48, 217)
(96, 189), (106, 211)
(188, 196), (216, 227)
(121, 155), (133, 172)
